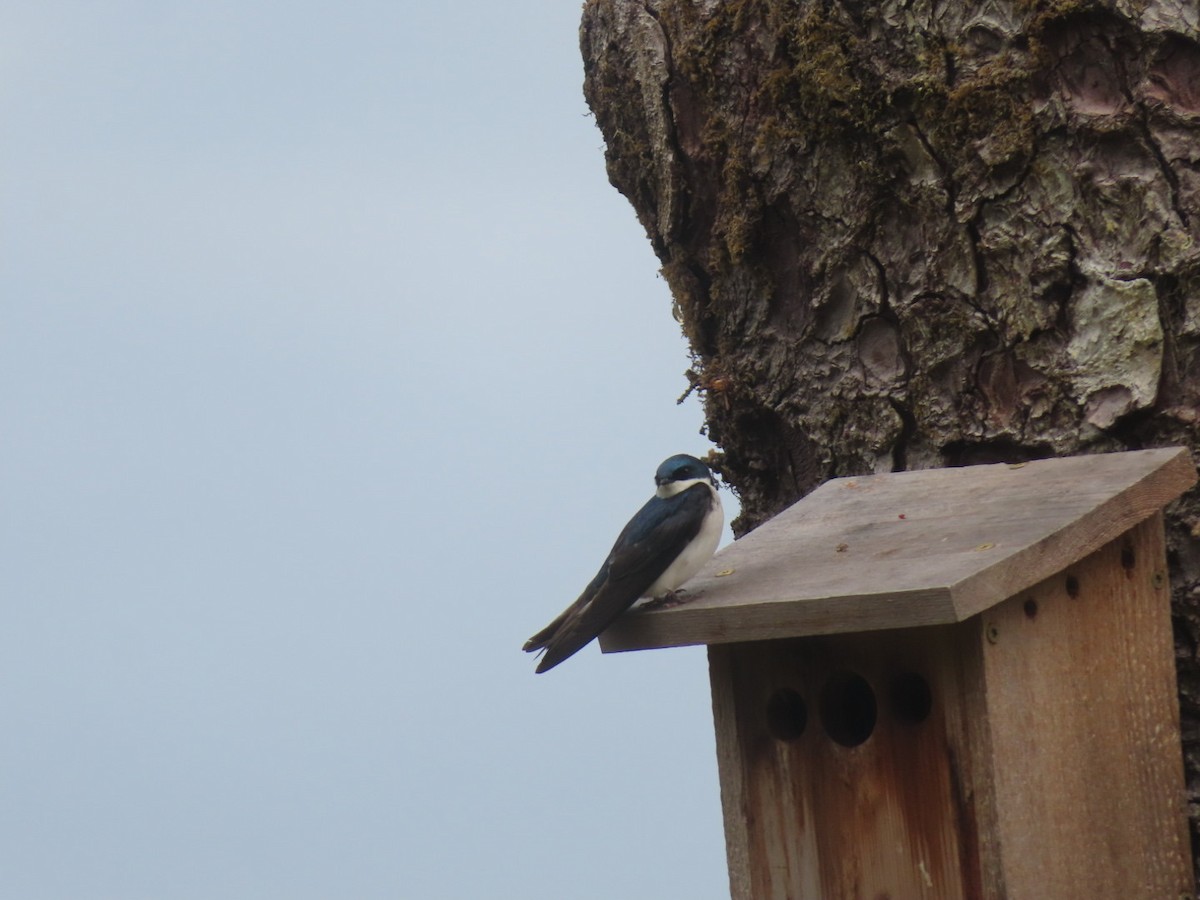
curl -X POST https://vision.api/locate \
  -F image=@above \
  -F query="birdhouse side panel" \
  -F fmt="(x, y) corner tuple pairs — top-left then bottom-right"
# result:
(977, 513), (1191, 898)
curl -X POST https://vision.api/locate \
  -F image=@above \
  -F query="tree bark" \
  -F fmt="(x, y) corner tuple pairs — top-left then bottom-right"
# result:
(581, 0), (1200, 882)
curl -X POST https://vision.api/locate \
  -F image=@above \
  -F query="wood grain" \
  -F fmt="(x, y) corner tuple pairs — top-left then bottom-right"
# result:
(709, 628), (987, 899)
(976, 513), (1191, 898)
(601, 447), (1196, 654)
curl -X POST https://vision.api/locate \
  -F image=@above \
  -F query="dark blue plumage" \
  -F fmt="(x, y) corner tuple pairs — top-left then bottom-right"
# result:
(524, 454), (723, 673)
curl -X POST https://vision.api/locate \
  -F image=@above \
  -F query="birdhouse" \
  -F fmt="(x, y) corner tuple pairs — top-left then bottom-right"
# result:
(599, 448), (1197, 900)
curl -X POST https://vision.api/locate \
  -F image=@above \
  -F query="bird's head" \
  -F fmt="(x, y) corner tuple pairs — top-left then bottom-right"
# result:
(654, 453), (716, 497)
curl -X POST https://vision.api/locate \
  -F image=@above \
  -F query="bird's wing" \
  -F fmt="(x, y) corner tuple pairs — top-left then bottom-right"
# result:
(525, 484), (713, 673)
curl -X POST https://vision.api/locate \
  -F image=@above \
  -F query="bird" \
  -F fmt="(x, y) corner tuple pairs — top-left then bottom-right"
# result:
(524, 453), (723, 673)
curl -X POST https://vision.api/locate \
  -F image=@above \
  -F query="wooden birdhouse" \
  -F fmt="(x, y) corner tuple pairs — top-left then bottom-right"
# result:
(600, 448), (1197, 900)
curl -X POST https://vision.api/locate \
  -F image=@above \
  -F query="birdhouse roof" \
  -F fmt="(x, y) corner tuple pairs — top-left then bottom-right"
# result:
(599, 447), (1196, 653)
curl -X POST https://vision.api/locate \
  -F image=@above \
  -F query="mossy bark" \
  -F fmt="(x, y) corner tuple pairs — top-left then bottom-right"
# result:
(581, 0), (1200, 883)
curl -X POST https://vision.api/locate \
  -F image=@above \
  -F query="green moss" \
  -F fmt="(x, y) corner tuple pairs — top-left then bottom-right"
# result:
(764, 9), (883, 134)
(940, 54), (1036, 168)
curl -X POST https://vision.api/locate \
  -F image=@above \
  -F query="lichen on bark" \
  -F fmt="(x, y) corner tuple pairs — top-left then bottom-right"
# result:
(582, 0), (1200, 881)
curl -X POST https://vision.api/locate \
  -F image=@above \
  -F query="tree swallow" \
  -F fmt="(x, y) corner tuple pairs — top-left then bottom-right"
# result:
(524, 453), (723, 673)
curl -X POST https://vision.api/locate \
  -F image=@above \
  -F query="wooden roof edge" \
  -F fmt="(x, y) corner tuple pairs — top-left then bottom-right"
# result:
(599, 586), (959, 653)
(948, 446), (1196, 619)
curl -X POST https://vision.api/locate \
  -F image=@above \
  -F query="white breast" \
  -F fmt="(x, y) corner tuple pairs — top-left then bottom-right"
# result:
(643, 484), (723, 599)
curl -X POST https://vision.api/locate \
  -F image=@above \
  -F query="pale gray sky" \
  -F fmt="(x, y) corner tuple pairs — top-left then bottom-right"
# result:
(2, 3), (735, 898)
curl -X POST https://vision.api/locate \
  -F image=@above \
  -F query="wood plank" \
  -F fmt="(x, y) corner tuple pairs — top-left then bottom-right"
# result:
(708, 626), (989, 899)
(977, 514), (1192, 898)
(600, 447), (1196, 653)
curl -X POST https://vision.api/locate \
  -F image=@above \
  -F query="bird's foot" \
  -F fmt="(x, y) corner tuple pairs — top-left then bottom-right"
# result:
(641, 588), (694, 611)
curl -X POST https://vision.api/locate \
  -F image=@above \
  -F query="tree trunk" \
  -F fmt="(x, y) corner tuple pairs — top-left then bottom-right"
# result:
(581, 0), (1200, 883)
